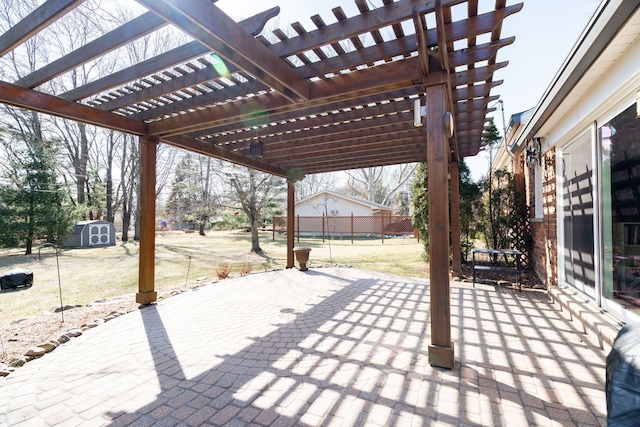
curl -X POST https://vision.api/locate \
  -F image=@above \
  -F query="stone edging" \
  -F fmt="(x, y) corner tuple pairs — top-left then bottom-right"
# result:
(0, 307), (132, 378)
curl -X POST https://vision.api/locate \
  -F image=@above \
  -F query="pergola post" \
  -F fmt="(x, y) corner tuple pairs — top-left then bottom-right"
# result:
(136, 135), (158, 305)
(451, 161), (462, 276)
(286, 182), (295, 268)
(426, 83), (454, 369)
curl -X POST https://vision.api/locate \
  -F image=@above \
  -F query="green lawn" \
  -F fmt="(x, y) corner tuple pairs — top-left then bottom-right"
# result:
(0, 230), (425, 325)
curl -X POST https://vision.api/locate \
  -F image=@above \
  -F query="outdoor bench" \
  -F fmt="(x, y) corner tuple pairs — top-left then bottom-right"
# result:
(472, 248), (523, 291)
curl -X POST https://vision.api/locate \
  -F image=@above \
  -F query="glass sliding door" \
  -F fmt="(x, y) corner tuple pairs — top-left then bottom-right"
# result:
(601, 104), (640, 317)
(561, 131), (596, 297)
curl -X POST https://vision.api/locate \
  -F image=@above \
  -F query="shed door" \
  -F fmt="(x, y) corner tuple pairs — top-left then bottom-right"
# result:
(89, 224), (111, 246)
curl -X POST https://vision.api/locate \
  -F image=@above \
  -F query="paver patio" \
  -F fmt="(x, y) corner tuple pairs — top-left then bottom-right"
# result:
(0, 267), (609, 426)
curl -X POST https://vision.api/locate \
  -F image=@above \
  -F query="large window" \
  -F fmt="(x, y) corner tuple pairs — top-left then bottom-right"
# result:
(561, 131), (596, 297)
(602, 104), (640, 315)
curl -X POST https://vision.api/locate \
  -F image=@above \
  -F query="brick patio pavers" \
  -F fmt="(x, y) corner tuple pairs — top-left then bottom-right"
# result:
(0, 268), (609, 426)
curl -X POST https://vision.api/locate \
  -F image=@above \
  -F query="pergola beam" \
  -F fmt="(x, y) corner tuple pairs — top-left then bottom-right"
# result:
(221, 111), (417, 153)
(286, 145), (424, 168)
(60, 7), (280, 101)
(147, 58), (441, 137)
(0, 80), (147, 135)
(137, 0), (309, 102)
(189, 88), (419, 140)
(0, 0), (83, 57)
(265, 132), (422, 162)
(302, 156), (423, 174)
(206, 99), (416, 147)
(161, 135), (288, 177)
(15, 12), (167, 89)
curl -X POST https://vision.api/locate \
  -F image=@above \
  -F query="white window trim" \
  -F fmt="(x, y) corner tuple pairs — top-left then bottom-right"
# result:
(534, 162), (543, 219)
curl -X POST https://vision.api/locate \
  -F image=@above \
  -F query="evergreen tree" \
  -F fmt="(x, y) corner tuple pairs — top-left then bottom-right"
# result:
(412, 159), (482, 263)
(458, 159), (481, 261)
(164, 153), (217, 235)
(411, 162), (429, 261)
(0, 141), (76, 254)
(479, 168), (523, 252)
(482, 121), (503, 250)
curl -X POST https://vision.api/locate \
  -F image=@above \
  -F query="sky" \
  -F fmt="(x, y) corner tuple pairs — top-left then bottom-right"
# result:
(215, 0), (603, 182)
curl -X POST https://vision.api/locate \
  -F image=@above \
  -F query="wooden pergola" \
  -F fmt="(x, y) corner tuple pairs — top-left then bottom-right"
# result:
(0, 0), (521, 368)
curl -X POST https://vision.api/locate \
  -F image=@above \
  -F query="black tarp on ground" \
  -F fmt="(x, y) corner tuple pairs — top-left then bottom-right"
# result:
(0, 268), (33, 290)
(606, 322), (640, 426)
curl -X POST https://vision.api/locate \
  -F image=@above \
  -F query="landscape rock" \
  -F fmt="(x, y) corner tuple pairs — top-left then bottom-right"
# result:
(58, 334), (70, 344)
(0, 367), (10, 377)
(65, 328), (83, 338)
(51, 304), (83, 313)
(25, 346), (46, 357)
(39, 341), (58, 353)
(9, 357), (27, 368)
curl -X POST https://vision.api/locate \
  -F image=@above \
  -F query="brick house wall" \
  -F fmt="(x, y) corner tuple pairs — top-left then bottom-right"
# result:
(528, 151), (558, 287)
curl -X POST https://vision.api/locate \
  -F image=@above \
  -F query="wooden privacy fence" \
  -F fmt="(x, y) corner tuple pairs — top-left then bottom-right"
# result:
(272, 214), (418, 243)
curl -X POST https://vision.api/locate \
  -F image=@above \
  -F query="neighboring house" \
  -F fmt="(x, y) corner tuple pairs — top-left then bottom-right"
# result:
(64, 220), (117, 248)
(294, 191), (399, 237)
(296, 190), (394, 217)
(494, 1), (640, 323)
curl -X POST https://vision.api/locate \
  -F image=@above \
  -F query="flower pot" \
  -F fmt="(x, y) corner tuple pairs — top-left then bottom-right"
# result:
(293, 247), (311, 271)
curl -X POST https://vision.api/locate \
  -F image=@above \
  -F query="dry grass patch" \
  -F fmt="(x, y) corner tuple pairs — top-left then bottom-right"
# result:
(1, 230), (423, 325)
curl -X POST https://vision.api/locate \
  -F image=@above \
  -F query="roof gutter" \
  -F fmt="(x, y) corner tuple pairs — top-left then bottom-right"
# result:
(511, 0), (640, 154)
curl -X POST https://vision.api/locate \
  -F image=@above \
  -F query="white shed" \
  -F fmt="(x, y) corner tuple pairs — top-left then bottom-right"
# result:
(64, 220), (116, 248)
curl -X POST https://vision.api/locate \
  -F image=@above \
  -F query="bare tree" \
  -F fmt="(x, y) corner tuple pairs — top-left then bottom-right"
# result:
(43, 1), (119, 219)
(120, 134), (138, 242)
(345, 164), (416, 207)
(294, 173), (340, 201)
(104, 130), (120, 223)
(216, 163), (285, 254)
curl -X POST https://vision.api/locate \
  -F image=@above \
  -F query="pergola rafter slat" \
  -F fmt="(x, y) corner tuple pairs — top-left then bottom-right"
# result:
(265, 130), (422, 162)
(210, 102), (416, 147)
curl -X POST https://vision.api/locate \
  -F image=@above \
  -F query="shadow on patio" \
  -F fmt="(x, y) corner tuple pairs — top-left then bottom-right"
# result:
(0, 268), (608, 426)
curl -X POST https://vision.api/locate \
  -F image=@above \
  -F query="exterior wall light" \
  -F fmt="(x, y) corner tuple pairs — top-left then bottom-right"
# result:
(526, 137), (542, 167)
(414, 98), (426, 127)
(249, 139), (264, 158)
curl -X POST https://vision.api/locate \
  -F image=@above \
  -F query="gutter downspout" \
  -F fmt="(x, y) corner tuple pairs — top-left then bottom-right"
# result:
(499, 99), (515, 162)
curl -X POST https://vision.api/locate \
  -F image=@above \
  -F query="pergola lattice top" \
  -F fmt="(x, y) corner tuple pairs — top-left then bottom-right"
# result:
(0, 0), (522, 178)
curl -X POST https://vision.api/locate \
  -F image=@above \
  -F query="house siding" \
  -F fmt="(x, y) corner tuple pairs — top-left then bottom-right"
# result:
(528, 151), (558, 287)
(505, 3), (640, 324)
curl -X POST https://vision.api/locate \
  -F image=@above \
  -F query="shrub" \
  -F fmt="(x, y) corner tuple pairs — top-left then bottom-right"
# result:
(216, 264), (231, 279)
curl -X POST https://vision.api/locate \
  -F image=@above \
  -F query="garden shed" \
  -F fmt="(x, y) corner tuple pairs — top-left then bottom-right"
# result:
(64, 220), (116, 248)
